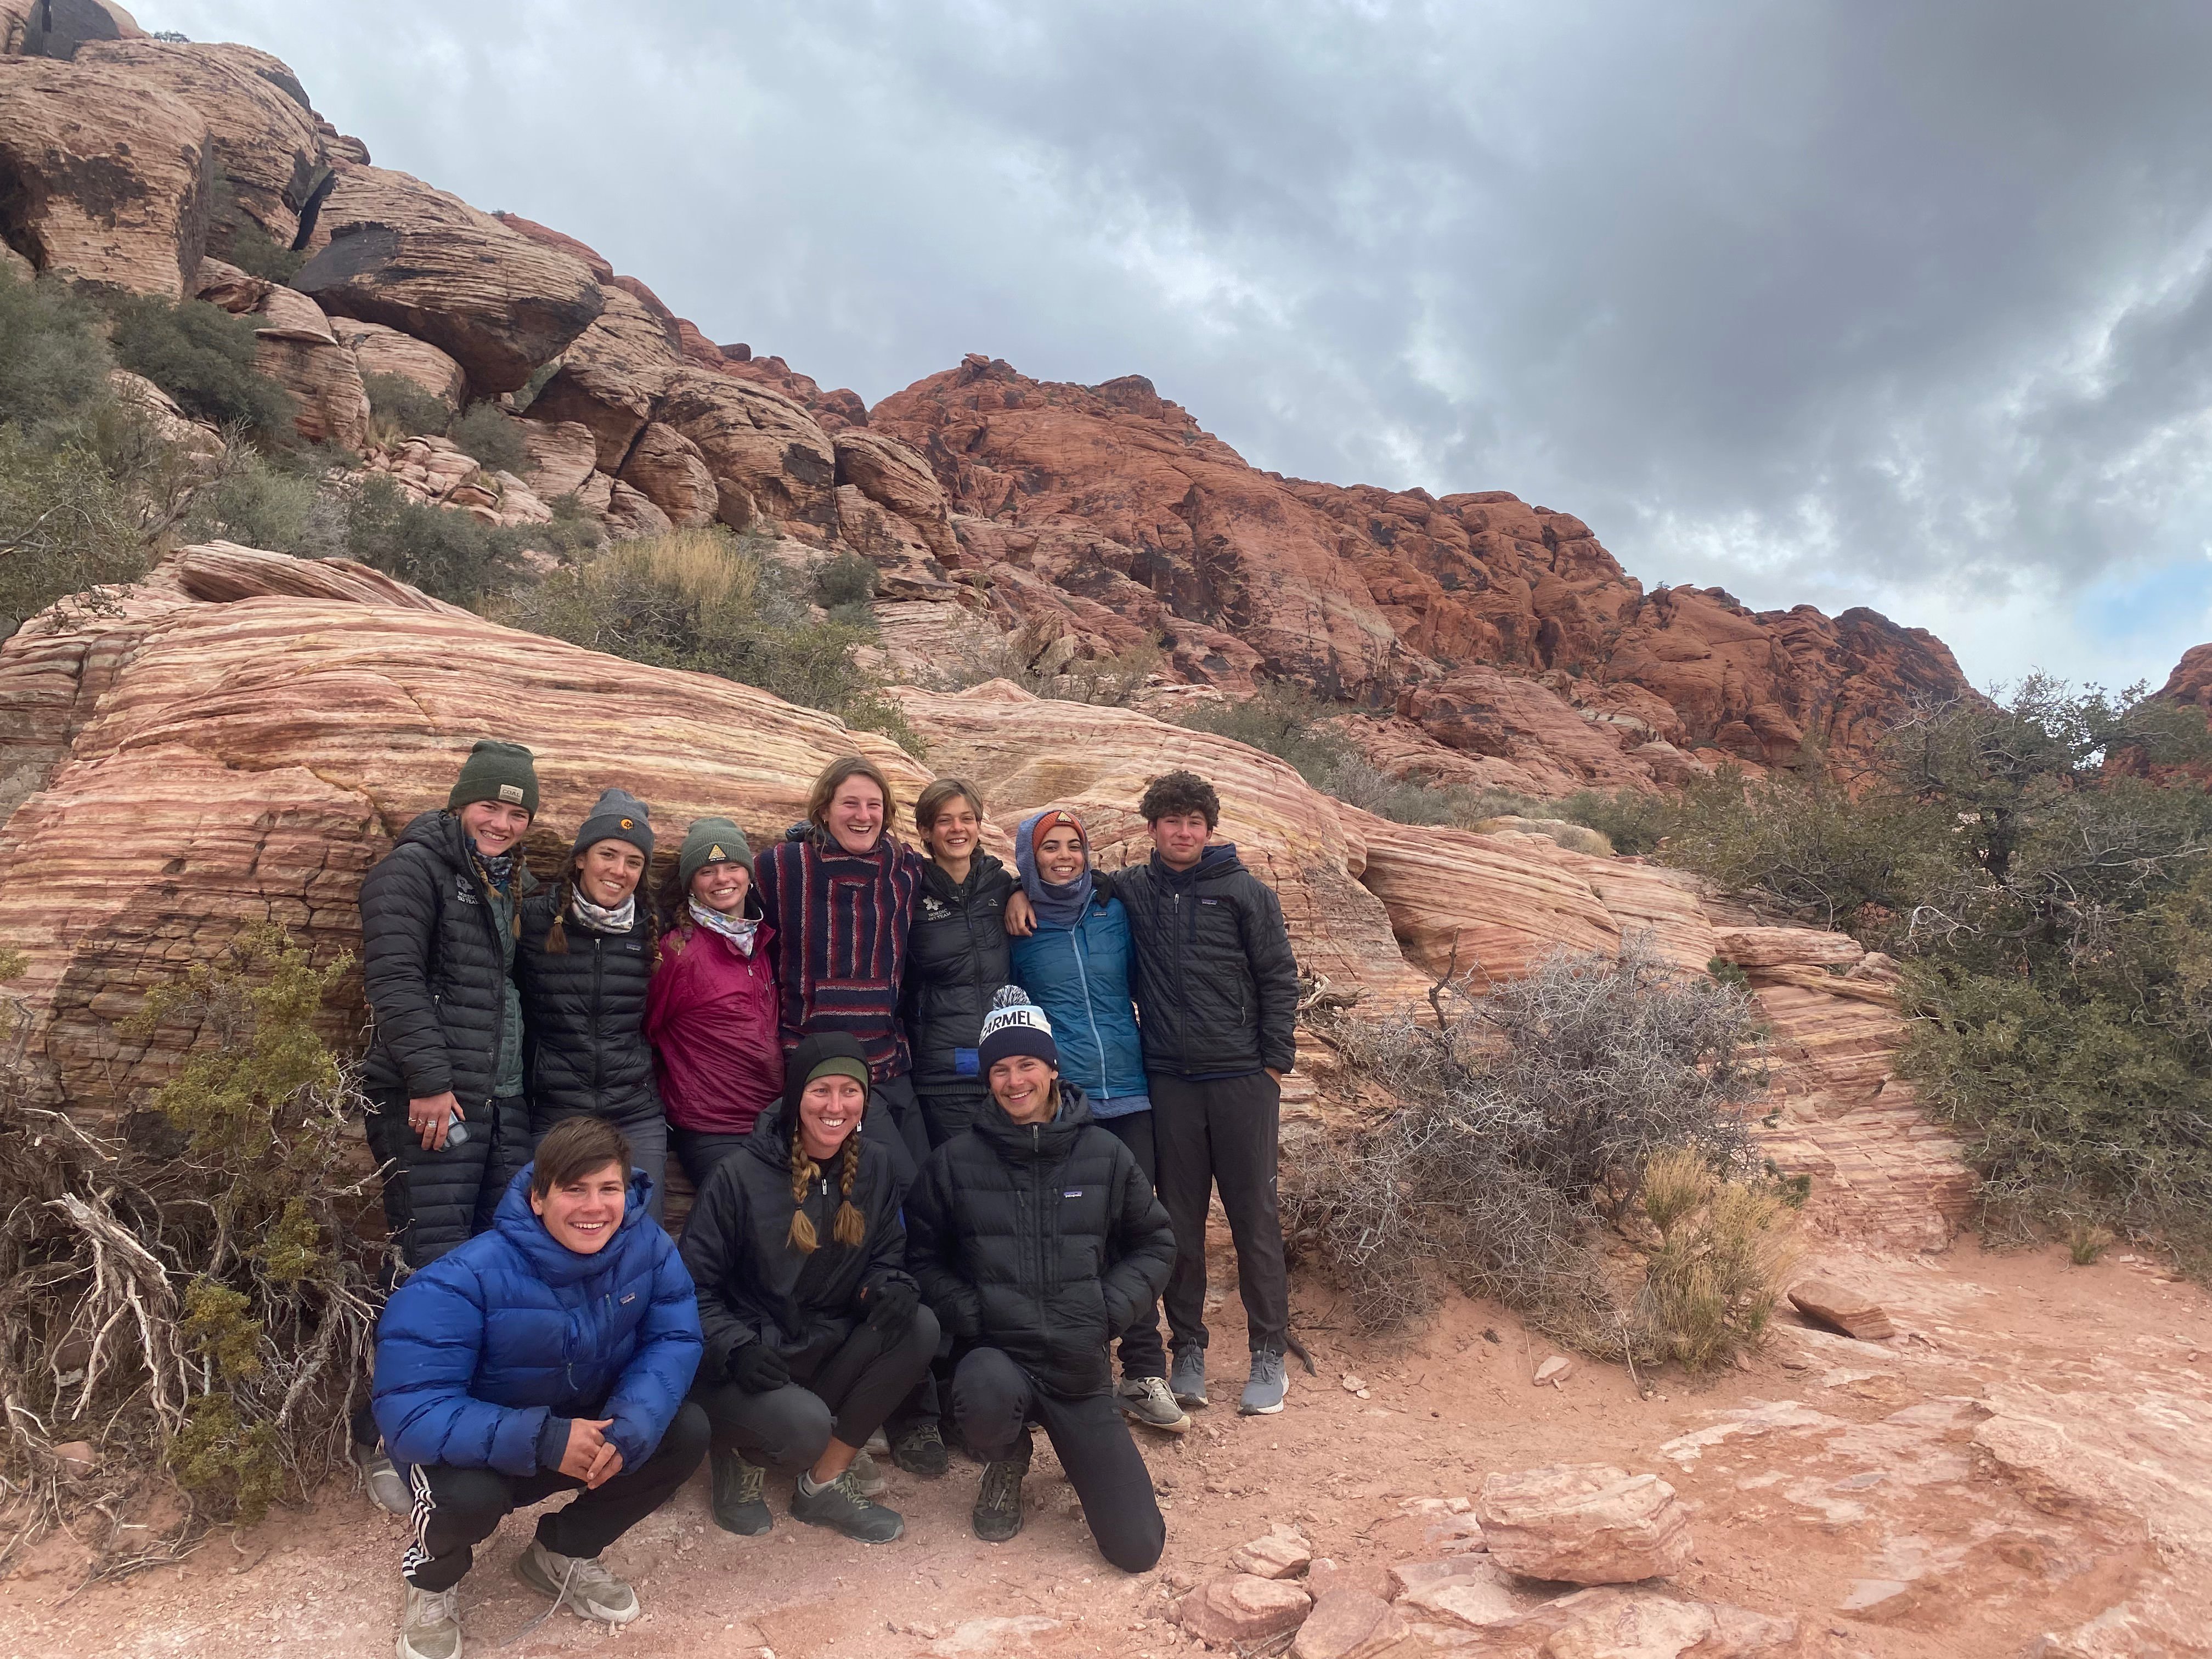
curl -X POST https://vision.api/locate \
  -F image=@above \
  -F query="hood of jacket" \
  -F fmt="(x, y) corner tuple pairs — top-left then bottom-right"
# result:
(970, 1079), (1096, 1163)
(1154, 842), (1246, 886)
(919, 850), (1009, 906)
(396, 808), (540, 893)
(491, 1163), (656, 1289)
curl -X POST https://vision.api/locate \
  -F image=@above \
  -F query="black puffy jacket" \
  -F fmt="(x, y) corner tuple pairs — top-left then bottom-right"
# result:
(515, 893), (659, 1126)
(676, 1093), (914, 1384)
(1109, 845), (1299, 1079)
(362, 811), (537, 1107)
(902, 855), (1014, 1092)
(906, 1084), (1174, 1398)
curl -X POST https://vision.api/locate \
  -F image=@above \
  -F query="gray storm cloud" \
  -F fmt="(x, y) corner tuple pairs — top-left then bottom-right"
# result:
(156, 0), (2212, 685)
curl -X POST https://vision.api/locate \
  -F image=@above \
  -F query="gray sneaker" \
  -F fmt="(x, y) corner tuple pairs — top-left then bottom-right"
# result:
(1239, 1346), (1288, 1415)
(791, 1468), (905, 1543)
(397, 1582), (461, 1659)
(514, 1537), (640, 1624)
(710, 1447), (771, 1536)
(364, 1448), (411, 1516)
(1118, 1375), (1192, 1434)
(1169, 1344), (1209, 1408)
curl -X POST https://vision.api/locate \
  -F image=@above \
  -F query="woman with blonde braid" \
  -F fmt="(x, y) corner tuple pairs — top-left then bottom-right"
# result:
(680, 1034), (936, 1543)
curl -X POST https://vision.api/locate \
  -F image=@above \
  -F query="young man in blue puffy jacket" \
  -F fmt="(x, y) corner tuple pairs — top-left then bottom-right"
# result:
(374, 1117), (706, 1659)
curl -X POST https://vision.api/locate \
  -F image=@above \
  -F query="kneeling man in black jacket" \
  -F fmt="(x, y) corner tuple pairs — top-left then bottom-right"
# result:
(906, 988), (1174, 1571)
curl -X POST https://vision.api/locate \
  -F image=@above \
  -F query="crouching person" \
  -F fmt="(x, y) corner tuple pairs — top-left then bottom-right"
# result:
(906, 990), (1172, 1572)
(374, 1118), (706, 1659)
(682, 1034), (934, 1544)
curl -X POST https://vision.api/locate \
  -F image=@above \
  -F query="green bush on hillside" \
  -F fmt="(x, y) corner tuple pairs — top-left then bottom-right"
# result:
(0, 268), (112, 436)
(103, 292), (296, 439)
(362, 371), (452, 441)
(344, 474), (521, 604)
(447, 401), (529, 476)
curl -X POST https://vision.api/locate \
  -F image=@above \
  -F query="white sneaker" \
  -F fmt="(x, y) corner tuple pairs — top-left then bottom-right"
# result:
(514, 1537), (640, 1625)
(397, 1582), (461, 1659)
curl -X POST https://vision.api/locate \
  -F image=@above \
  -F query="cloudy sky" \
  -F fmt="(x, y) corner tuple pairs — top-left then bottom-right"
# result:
(154, 0), (2212, 691)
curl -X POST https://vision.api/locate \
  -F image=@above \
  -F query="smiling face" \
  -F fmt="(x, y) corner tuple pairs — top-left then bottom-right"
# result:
(1035, 824), (1087, 885)
(922, 795), (981, 868)
(529, 1159), (627, 1254)
(826, 777), (885, 855)
(1148, 809), (1212, 871)
(798, 1071), (867, 1161)
(459, 799), (532, 857)
(690, 859), (751, 915)
(990, 1054), (1059, 1125)
(576, 839), (646, 907)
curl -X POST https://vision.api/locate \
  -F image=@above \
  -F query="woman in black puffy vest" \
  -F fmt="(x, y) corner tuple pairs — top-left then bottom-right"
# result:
(517, 788), (669, 1218)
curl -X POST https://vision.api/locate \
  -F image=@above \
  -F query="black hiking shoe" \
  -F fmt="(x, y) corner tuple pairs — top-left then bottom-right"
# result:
(891, 1420), (950, 1479)
(973, 1453), (1028, 1543)
(791, 1469), (905, 1543)
(710, 1447), (771, 1537)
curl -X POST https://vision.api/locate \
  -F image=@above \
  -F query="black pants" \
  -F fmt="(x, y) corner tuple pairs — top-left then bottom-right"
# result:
(401, 1402), (709, 1592)
(366, 1093), (530, 1272)
(696, 1307), (939, 1473)
(917, 1085), (989, 1150)
(1097, 1109), (1167, 1380)
(529, 1101), (668, 1223)
(669, 1126), (750, 1190)
(1149, 1072), (1288, 1355)
(950, 1348), (1164, 1573)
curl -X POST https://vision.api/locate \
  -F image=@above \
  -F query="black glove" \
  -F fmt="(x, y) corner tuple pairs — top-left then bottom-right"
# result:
(725, 1342), (791, 1393)
(862, 1279), (920, 1338)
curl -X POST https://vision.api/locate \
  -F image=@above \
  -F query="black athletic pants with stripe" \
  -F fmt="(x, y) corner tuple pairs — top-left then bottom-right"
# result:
(401, 1403), (709, 1592)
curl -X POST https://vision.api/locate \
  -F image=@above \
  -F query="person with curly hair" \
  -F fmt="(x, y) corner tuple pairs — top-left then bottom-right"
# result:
(1108, 770), (1299, 1417)
(679, 1034), (934, 1544)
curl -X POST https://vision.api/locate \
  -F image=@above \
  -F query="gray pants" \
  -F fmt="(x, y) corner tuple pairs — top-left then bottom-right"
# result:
(1149, 1071), (1288, 1355)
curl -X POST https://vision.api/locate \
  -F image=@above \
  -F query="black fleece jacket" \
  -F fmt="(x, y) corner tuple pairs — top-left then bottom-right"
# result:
(361, 811), (537, 1106)
(677, 1093), (915, 1383)
(905, 1084), (1174, 1397)
(1109, 844), (1299, 1079)
(902, 854), (1014, 1091)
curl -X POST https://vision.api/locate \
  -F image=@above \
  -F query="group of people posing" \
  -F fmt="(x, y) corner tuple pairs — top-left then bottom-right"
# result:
(359, 740), (1300, 1659)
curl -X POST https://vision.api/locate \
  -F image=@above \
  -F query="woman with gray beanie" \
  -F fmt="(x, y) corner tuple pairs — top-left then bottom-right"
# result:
(647, 817), (785, 1186)
(518, 787), (672, 1218)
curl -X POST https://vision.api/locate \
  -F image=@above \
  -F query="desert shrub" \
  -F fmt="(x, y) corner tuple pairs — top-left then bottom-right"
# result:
(343, 473), (521, 603)
(0, 427), (153, 631)
(1322, 755), (1465, 825)
(1633, 1148), (1801, 1370)
(1180, 680), (1354, 786)
(362, 370), (451, 441)
(447, 400), (528, 475)
(1556, 787), (1678, 856)
(811, 548), (880, 613)
(0, 264), (113, 435)
(512, 358), (561, 413)
(101, 292), (295, 439)
(502, 526), (924, 753)
(2, 926), (380, 1564)
(930, 632), (1166, 706)
(1284, 938), (1771, 1358)
(178, 450), (326, 552)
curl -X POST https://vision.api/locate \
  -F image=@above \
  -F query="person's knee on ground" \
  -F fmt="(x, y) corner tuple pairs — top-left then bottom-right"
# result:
(1090, 1498), (1166, 1574)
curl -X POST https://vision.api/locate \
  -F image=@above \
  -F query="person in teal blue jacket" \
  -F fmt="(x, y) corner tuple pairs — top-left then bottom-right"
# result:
(1007, 807), (1187, 1435)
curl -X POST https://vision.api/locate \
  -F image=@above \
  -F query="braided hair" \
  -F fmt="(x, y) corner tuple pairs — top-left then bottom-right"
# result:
(786, 1124), (867, 1254)
(541, 859), (662, 966)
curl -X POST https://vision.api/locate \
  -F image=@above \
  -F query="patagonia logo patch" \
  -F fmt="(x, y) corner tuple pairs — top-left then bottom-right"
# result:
(1063, 1188), (1085, 1199)
(1199, 897), (1221, 905)
(497, 783), (524, 804)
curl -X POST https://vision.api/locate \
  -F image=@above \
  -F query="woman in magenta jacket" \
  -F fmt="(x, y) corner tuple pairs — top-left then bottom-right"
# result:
(646, 818), (785, 1187)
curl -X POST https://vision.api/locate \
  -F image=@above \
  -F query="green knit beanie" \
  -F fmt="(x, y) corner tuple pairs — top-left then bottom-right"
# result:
(679, 816), (756, 890)
(448, 739), (539, 817)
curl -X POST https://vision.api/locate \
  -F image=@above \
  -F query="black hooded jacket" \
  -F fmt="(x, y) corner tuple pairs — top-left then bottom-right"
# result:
(361, 811), (538, 1106)
(905, 1084), (1174, 1398)
(516, 886), (659, 1126)
(902, 853), (1014, 1092)
(1108, 844), (1299, 1079)
(678, 1039), (916, 1383)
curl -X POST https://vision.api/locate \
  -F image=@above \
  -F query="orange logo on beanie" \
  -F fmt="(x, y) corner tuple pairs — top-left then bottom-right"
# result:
(619, 817), (635, 830)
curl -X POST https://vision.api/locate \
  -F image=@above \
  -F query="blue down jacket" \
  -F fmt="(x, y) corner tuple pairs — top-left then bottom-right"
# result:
(373, 1166), (702, 1476)
(1008, 889), (1149, 1116)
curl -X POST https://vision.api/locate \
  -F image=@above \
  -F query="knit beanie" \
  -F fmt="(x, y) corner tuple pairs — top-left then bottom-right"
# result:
(573, 787), (654, 861)
(784, 1032), (872, 1118)
(447, 739), (539, 817)
(1028, 807), (1086, 857)
(679, 816), (755, 889)
(978, 984), (1058, 1073)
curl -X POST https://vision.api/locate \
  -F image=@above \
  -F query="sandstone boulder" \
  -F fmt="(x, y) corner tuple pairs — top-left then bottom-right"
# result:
(332, 317), (468, 412)
(1477, 1466), (1694, 1585)
(1713, 927), (1863, 971)
(1786, 1280), (1894, 1341)
(1177, 1573), (1311, 1646)
(0, 544), (927, 1120)
(1539, 1589), (1799, 1658)
(602, 477), (674, 540)
(18, 0), (142, 59)
(517, 419), (599, 504)
(76, 40), (330, 251)
(1399, 666), (1658, 792)
(0, 54), (211, 294)
(1233, 1523), (1314, 1579)
(1291, 1589), (1407, 1659)
(833, 428), (955, 559)
(524, 281), (679, 468)
(656, 366), (839, 538)
(294, 166), (603, 392)
(616, 421), (718, 527)
(247, 284), (370, 450)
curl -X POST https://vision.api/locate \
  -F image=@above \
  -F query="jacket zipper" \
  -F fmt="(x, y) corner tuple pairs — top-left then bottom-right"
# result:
(591, 933), (605, 1097)
(1069, 923), (1113, 1103)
